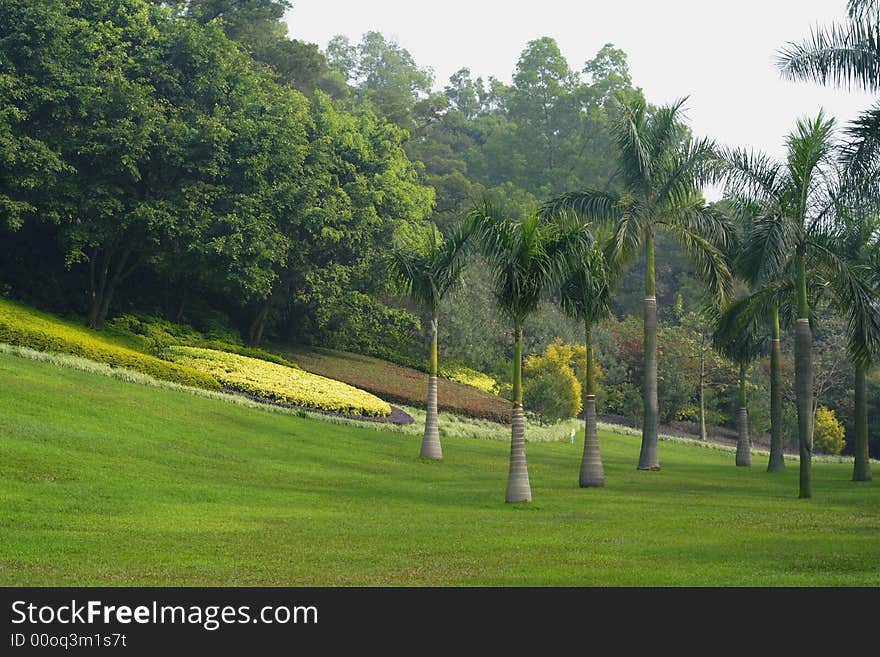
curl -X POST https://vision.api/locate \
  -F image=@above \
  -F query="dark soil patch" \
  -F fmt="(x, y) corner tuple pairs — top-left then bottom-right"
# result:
(221, 388), (414, 425)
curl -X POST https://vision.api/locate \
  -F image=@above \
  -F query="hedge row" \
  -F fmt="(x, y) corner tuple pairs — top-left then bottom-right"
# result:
(165, 346), (391, 417)
(0, 299), (220, 390)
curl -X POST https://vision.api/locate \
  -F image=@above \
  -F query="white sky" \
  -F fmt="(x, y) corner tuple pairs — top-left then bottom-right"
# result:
(286, 0), (875, 169)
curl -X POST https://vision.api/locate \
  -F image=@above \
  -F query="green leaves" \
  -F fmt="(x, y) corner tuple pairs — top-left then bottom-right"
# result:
(468, 200), (593, 326)
(778, 10), (880, 92)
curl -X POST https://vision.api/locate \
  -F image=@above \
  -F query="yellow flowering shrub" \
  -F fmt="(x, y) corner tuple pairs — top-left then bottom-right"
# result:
(439, 363), (498, 394)
(165, 346), (391, 417)
(0, 299), (219, 390)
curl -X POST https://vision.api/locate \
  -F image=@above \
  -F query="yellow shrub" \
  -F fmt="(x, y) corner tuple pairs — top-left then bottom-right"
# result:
(165, 346), (391, 417)
(439, 363), (498, 394)
(0, 299), (220, 390)
(814, 405), (846, 455)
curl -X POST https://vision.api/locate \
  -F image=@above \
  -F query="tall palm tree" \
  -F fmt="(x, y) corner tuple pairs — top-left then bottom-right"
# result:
(719, 113), (873, 498)
(713, 284), (796, 472)
(827, 196), (880, 481)
(714, 300), (770, 468)
(543, 97), (733, 471)
(468, 201), (592, 502)
(390, 223), (471, 460)
(718, 199), (790, 472)
(558, 232), (616, 487)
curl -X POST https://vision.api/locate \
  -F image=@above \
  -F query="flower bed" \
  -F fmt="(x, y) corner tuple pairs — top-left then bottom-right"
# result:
(165, 346), (391, 417)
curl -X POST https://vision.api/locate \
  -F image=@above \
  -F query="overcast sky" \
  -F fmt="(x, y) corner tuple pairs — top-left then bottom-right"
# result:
(286, 0), (875, 166)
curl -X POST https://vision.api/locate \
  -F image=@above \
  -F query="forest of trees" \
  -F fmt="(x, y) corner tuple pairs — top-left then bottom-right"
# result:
(2, 0), (879, 474)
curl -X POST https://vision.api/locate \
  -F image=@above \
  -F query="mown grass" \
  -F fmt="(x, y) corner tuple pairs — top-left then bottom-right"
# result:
(277, 345), (511, 423)
(1, 352), (878, 586)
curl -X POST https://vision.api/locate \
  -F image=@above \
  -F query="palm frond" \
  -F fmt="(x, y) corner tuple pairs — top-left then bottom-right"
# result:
(655, 136), (719, 209)
(613, 97), (652, 193)
(605, 197), (645, 268)
(541, 189), (622, 224)
(737, 215), (801, 286)
(809, 233), (880, 365)
(470, 201), (592, 325)
(558, 229), (615, 325)
(843, 102), (880, 179)
(713, 295), (773, 365)
(660, 204), (735, 304)
(719, 147), (784, 206)
(645, 97), (689, 161)
(778, 17), (880, 92)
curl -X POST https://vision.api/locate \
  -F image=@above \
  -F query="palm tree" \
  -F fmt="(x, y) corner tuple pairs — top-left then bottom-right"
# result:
(390, 223), (471, 460)
(558, 232), (615, 487)
(718, 199), (789, 472)
(714, 300), (770, 468)
(827, 196), (880, 481)
(543, 97), (733, 471)
(468, 201), (592, 502)
(719, 113), (872, 498)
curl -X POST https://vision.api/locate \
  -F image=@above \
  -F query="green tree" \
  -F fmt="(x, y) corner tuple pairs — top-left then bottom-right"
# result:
(827, 194), (880, 480)
(543, 97), (732, 471)
(469, 201), (592, 502)
(390, 223), (471, 459)
(718, 113), (874, 497)
(714, 299), (770, 467)
(558, 234), (614, 487)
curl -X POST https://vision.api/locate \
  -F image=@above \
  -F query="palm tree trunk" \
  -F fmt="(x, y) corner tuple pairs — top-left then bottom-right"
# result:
(580, 323), (604, 487)
(506, 325), (532, 502)
(768, 304), (786, 472)
(736, 362), (752, 467)
(852, 362), (872, 482)
(638, 230), (660, 470)
(420, 315), (442, 460)
(794, 251), (813, 498)
(699, 343), (707, 441)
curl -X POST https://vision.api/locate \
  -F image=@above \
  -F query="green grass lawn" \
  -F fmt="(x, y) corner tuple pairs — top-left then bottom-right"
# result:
(1, 351), (878, 586)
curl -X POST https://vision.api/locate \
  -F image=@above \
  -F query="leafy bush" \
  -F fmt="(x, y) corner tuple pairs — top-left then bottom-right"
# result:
(814, 406), (846, 455)
(0, 299), (220, 390)
(439, 362), (499, 394)
(523, 341), (582, 421)
(165, 346), (391, 417)
(106, 314), (296, 367)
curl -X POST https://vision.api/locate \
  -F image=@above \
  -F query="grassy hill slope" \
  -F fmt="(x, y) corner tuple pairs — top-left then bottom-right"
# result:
(1, 352), (878, 586)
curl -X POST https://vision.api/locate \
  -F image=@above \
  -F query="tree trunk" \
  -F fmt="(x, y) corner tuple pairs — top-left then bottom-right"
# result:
(698, 344), (707, 441)
(736, 363), (751, 467)
(87, 248), (110, 329)
(852, 362), (872, 482)
(580, 323), (604, 487)
(248, 300), (271, 347)
(506, 325), (532, 502)
(420, 316), (442, 460)
(87, 248), (137, 330)
(639, 230), (660, 470)
(794, 252), (813, 498)
(173, 286), (188, 324)
(768, 304), (785, 472)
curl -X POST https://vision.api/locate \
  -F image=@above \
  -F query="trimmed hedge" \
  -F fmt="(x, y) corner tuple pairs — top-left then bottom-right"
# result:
(0, 299), (220, 390)
(165, 346), (391, 417)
